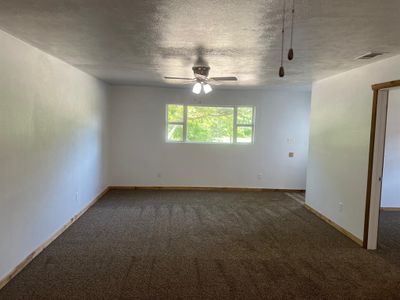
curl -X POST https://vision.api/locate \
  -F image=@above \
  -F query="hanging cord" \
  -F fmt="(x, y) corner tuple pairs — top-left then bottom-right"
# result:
(288, 0), (295, 60)
(279, 0), (286, 77)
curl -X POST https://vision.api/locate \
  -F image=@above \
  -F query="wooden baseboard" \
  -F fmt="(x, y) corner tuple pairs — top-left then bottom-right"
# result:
(380, 207), (400, 212)
(0, 187), (109, 290)
(108, 186), (306, 193)
(304, 204), (363, 246)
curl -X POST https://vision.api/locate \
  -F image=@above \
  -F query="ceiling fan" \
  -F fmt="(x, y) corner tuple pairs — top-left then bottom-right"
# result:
(164, 65), (238, 94)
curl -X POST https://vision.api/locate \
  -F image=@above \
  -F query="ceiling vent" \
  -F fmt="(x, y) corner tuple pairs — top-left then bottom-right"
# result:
(355, 52), (384, 60)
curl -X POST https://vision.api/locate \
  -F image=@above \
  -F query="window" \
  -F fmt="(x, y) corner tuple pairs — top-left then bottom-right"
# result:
(166, 104), (255, 144)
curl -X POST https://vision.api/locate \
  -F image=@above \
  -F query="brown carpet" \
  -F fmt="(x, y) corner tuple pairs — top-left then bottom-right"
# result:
(376, 210), (400, 270)
(1, 190), (400, 299)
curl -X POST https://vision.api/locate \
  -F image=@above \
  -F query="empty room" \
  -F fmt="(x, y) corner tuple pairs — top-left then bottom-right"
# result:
(1, 1), (400, 299)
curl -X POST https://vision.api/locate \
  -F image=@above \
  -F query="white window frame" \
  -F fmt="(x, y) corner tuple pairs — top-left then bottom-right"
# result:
(166, 104), (255, 144)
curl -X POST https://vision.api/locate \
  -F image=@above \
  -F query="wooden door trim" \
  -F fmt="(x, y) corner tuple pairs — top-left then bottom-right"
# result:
(363, 80), (400, 248)
(372, 80), (400, 91)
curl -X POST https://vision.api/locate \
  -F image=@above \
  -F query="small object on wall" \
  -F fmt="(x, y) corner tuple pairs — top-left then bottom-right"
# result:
(287, 137), (295, 144)
(289, 152), (294, 158)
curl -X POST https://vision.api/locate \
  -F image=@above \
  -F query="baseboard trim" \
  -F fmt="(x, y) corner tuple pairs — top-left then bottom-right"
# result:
(108, 186), (306, 193)
(0, 187), (109, 290)
(380, 207), (400, 211)
(304, 204), (363, 247)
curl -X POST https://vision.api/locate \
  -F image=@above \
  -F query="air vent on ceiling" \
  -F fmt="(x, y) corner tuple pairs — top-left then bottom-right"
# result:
(355, 52), (384, 60)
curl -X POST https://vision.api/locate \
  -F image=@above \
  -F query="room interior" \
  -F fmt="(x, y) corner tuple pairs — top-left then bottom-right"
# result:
(1, 0), (400, 298)
(375, 88), (400, 251)
(381, 88), (400, 212)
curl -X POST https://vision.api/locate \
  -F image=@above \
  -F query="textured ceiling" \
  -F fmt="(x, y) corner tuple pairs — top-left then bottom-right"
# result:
(0, 0), (399, 87)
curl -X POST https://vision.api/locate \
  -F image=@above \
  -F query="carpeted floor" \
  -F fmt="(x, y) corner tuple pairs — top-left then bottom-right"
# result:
(1, 190), (400, 299)
(376, 210), (400, 270)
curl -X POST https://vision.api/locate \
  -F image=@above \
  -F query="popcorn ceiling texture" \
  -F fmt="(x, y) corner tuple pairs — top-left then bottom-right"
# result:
(0, 0), (399, 87)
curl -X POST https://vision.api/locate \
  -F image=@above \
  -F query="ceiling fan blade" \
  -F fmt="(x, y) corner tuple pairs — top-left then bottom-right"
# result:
(209, 76), (238, 81)
(164, 76), (195, 81)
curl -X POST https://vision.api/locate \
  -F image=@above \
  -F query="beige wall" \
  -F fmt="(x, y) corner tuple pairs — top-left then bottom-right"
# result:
(0, 30), (109, 281)
(108, 85), (311, 189)
(306, 55), (400, 241)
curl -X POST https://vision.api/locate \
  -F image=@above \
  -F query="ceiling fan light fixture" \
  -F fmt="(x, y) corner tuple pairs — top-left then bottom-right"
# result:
(192, 82), (202, 94)
(203, 83), (212, 94)
(167, 63), (237, 93)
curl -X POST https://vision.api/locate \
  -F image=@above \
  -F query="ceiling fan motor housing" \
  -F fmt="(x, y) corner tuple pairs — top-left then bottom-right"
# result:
(192, 66), (210, 78)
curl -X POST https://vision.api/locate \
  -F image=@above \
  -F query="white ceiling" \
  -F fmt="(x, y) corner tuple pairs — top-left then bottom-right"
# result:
(0, 0), (399, 87)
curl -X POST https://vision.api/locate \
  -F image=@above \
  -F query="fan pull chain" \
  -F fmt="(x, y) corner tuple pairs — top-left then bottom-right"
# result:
(288, 0), (295, 60)
(279, 0), (286, 78)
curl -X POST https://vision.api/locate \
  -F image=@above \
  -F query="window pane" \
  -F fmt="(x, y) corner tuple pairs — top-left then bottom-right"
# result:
(237, 107), (253, 125)
(237, 126), (253, 143)
(167, 124), (183, 142)
(187, 106), (234, 143)
(167, 104), (184, 122)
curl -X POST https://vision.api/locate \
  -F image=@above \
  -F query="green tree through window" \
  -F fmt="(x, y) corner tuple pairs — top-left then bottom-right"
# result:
(187, 106), (234, 143)
(166, 104), (254, 144)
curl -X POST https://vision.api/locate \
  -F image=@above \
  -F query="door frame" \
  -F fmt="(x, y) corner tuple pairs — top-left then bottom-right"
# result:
(363, 80), (400, 249)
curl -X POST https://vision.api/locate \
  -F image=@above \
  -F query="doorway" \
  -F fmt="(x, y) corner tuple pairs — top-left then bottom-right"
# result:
(364, 81), (400, 250)
(378, 87), (400, 250)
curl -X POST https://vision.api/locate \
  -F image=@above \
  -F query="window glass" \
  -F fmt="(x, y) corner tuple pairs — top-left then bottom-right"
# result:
(187, 106), (234, 143)
(167, 104), (184, 123)
(237, 126), (253, 143)
(237, 107), (253, 125)
(166, 104), (255, 144)
(167, 124), (184, 142)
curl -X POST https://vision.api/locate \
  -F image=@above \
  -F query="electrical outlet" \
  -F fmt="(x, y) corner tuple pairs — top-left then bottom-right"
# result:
(157, 173), (162, 178)
(257, 173), (263, 180)
(75, 192), (79, 203)
(339, 202), (344, 212)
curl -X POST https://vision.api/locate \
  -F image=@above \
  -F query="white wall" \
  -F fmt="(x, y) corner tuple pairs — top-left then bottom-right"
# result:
(307, 55), (400, 241)
(109, 85), (311, 189)
(0, 30), (109, 281)
(381, 88), (400, 208)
